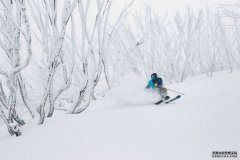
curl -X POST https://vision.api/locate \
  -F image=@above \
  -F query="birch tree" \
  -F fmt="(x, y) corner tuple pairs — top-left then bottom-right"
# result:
(28, 0), (79, 124)
(0, 0), (34, 135)
(69, 0), (134, 114)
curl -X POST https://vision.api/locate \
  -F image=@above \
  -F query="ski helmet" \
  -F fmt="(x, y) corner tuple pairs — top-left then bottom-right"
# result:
(151, 73), (158, 79)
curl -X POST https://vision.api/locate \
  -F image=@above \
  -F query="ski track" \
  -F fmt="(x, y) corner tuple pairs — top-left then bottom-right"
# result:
(0, 71), (240, 160)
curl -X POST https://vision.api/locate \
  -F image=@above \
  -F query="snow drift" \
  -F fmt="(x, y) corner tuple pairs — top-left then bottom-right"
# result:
(0, 71), (240, 160)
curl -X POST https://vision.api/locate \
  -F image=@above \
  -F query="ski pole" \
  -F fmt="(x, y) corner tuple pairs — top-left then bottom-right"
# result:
(166, 88), (185, 95)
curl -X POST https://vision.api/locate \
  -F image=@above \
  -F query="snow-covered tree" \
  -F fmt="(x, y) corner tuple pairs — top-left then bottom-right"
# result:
(0, 0), (33, 135)
(69, 0), (134, 114)
(28, 0), (79, 124)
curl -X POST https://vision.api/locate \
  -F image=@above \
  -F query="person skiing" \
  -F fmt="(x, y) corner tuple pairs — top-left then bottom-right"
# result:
(146, 73), (169, 103)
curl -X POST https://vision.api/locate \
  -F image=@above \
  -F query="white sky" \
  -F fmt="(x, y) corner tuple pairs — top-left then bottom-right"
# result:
(103, 0), (238, 26)
(110, 0), (238, 17)
(142, 0), (237, 11)
(113, 0), (238, 11)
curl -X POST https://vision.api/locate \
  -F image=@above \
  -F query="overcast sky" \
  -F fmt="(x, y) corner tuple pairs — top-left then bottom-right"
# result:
(141, 0), (237, 10)
(101, 0), (237, 25)
(110, 0), (238, 17)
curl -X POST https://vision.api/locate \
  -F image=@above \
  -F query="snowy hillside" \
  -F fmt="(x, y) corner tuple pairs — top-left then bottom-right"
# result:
(0, 71), (240, 160)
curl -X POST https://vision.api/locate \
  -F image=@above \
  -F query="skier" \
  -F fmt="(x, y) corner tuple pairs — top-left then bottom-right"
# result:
(146, 73), (169, 103)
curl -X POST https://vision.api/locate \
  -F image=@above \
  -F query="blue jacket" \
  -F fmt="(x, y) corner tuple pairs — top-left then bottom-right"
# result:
(147, 77), (163, 88)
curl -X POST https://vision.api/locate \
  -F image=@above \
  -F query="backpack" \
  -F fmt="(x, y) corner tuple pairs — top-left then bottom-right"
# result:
(153, 77), (163, 88)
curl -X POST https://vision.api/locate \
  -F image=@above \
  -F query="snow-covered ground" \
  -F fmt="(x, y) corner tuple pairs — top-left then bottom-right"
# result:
(0, 71), (240, 160)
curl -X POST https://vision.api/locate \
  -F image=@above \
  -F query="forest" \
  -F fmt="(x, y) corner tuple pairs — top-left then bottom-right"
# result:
(0, 0), (239, 136)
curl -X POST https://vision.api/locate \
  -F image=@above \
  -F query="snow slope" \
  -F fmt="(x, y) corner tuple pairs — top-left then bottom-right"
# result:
(0, 71), (240, 160)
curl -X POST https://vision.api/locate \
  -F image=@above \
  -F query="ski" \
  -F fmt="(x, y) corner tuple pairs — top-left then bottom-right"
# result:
(165, 95), (181, 104)
(155, 96), (170, 105)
